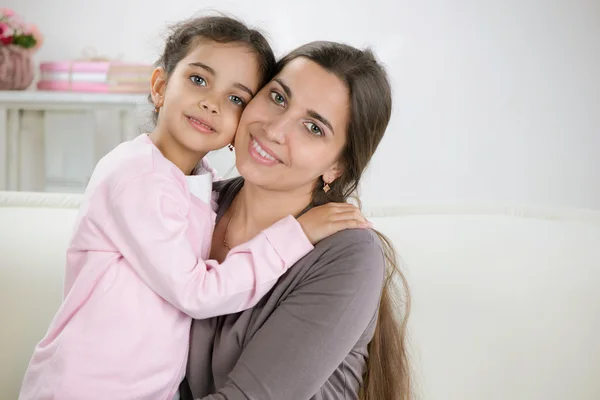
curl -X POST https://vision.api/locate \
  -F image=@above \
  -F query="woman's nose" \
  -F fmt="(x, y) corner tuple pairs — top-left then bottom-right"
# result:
(264, 115), (292, 144)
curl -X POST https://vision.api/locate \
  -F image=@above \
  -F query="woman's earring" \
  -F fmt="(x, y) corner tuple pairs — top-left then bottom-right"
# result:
(323, 181), (331, 193)
(154, 105), (160, 113)
(227, 144), (234, 152)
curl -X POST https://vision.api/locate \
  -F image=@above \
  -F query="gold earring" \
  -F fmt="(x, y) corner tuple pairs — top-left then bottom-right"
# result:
(154, 105), (160, 113)
(227, 144), (234, 152)
(323, 182), (331, 193)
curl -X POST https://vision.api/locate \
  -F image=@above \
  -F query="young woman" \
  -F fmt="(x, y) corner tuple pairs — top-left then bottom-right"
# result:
(182, 40), (412, 400)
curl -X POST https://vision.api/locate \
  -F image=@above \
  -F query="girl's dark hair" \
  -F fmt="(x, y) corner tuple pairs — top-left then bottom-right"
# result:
(276, 42), (412, 400)
(150, 15), (276, 124)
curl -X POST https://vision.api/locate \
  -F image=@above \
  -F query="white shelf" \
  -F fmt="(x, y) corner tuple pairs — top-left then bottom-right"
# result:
(0, 90), (148, 191)
(0, 90), (149, 109)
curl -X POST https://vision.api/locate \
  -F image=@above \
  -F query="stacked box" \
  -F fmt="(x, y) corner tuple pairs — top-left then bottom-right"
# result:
(37, 61), (153, 93)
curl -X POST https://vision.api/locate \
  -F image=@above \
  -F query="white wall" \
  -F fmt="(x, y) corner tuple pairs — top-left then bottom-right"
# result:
(6, 0), (600, 210)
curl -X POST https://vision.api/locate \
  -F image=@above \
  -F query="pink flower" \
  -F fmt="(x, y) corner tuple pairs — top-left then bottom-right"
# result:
(0, 8), (15, 17)
(9, 15), (25, 31)
(0, 22), (12, 38)
(28, 24), (43, 49)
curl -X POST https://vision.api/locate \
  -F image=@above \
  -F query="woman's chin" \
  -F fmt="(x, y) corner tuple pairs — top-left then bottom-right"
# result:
(236, 161), (277, 187)
(237, 162), (264, 182)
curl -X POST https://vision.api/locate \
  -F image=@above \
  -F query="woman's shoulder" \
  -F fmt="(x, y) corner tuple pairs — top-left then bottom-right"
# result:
(302, 228), (386, 289)
(318, 227), (384, 257)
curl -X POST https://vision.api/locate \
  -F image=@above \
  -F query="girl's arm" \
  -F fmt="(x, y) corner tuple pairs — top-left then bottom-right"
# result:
(102, 171), (313, 319)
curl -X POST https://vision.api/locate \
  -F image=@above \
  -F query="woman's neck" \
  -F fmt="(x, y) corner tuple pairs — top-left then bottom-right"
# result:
(148, 128), (206, 175)
(230, 182), (312, 242)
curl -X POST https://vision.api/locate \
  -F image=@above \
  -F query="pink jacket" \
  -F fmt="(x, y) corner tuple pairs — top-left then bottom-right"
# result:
(19, 134), (313, 400)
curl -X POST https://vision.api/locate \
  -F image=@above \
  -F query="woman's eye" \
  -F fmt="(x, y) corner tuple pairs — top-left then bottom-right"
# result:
(190, 75), (206, 86)
(270, 91), (285, 106)
(304, 122), (323, 136)
(229, 95), (245, 106)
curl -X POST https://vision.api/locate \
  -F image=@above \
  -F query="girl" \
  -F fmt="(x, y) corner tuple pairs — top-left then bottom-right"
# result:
(19, 16), (369, 400)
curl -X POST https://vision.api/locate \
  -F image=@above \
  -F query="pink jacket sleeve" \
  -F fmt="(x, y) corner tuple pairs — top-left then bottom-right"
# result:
(102, 172), (314, 319)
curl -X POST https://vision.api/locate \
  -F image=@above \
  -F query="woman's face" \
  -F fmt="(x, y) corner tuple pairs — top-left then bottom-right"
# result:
(234, 57), (350, 194)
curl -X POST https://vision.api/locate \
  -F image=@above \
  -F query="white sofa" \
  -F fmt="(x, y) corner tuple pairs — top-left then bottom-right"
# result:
(1, 191), (600, 400)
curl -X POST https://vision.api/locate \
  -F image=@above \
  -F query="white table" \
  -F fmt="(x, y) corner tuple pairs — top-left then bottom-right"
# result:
(0, 91), (148, 191)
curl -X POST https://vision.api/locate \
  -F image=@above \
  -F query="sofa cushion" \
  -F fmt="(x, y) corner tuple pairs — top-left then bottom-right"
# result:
(371, 212), (600, 400)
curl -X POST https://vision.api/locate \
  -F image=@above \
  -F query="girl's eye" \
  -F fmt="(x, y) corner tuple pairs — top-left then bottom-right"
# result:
(229, 95), (245, 106)
(270, 91), (285, 106)
(190, 75), (206, 86)
(304, 122), (323, 136)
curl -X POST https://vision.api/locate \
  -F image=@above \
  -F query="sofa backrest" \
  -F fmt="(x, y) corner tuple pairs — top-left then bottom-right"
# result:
(1, 191), (599, 399)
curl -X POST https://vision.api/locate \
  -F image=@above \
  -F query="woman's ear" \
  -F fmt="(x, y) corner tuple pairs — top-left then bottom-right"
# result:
(322, 161), (344, 185)
(150, 67), (167, 108)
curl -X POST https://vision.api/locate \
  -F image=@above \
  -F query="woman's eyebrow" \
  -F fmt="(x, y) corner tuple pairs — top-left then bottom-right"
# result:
(274, 78), (292, 99)
(274, 77), (334, 134)
(307, 109), (334, 134)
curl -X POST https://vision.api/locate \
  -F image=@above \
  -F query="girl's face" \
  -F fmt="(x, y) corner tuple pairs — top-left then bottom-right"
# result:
(151, 38), (261, 156)
(234, 57), (350, 195)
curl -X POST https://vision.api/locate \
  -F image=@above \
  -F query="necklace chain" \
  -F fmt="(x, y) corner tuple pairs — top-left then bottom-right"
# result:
(222, 199), (238, 250)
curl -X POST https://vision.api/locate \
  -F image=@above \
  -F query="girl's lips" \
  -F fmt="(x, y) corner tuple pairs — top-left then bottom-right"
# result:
(187, 116), (216, 134)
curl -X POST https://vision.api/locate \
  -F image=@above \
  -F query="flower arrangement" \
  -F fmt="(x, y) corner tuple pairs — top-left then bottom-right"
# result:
(0, 8), (43, 51)
(0, 9), (42, 89)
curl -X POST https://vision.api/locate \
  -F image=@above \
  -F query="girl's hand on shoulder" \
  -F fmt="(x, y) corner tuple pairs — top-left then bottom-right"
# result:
(297, 203), (372, 244)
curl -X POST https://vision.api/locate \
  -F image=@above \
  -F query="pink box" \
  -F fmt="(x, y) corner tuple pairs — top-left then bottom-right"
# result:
(37, 61), (153, 93)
